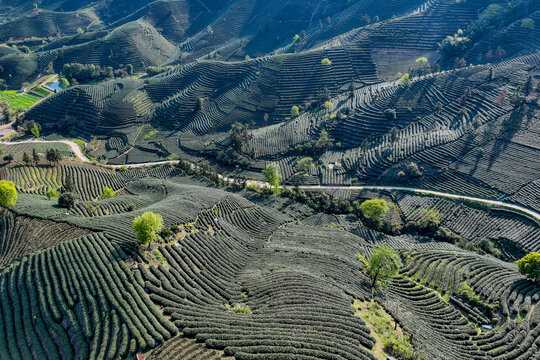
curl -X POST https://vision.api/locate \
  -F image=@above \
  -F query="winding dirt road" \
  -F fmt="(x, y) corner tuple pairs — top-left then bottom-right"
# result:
(1, 138), (539, 221)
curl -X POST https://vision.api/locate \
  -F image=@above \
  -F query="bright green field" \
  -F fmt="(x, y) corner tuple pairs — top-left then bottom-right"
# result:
(0, 90), (41, 110)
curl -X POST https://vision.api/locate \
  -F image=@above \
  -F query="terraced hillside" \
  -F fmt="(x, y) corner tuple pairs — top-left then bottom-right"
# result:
(0, 0), (540, 359)
(0, 152), (535, 359)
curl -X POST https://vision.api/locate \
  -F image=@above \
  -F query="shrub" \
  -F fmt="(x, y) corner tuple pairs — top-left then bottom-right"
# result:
(399, 73), (411, 86)
(99, 186), (115, 199)
(290, 105), (300, 117)
(296, 157), (314, 173)
(321, 58), (332, 66)
(521, 18), (534, 30)
(132, 211), (163, 246)
(406, 162), (422, 177)
(384, 108), (397, 121)
(458, 282), (481, 304)
(0, 180), (17, 208)
(58, 192), (76, 208)
(516, 252), (540, 282)
(46, 189), (60, 200)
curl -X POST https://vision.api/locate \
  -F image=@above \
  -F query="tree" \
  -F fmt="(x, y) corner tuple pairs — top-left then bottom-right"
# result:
(516, 252), (540, 282)
(46, 149), (61, 166)
(263, 163), (280, 193)
(390, 127), (398, 143)
(521, 18), (535, 30)
(230, 122), (249, 152)
(58, 192), (76, 208)
(360, 246), (401, 298)
(0, 180), (17, 208)
(3, 154), (13, 163)
(46, 189), (59, 199)
(59, 77), (70, 89)
(416, 208), (441, 231)
(399, 73), (411, 86)
(132, 211), (163, 247)
(61, 174), (74, 193)
(296, 157), (314, 173)
(22, 152), (30, 165)
(360, 199), (388, 224)
(291, 105), (300, 117)
(100, 186), (115, 199)
(321, 58), (332, 66)
(30, 122), (40, 138)
(32, 148), (39, 166)
(324, 101), (333, 111)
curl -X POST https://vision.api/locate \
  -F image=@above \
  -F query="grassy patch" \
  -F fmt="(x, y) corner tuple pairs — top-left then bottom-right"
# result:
(0, 90), (41, 110)
(354, 300), (421, 360)
(142, 130), (158, 140)
(225, 303), (251, 314)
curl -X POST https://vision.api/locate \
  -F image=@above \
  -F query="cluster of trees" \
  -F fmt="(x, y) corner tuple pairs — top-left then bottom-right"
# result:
(62, 63), (133, 85)
(229, 121), (257, 156)
(294, 130), (333, 154)
(45, 148), (62, 166)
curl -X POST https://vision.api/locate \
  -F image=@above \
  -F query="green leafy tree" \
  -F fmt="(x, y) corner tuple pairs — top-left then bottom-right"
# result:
(132, 211), (164, 247)
(59, 77), (70, 89)
(321, 58), (332, 66)
(399, 73), (411, 86)
(99, 186), (115, 199)
(359, 246), (401, 298)
(31, 123), (40, 138)
(516, 252), (540, 282)
(58, 192), (76, 208)
(416, 208), (441, 231)
(291, 105), (300, 117)
(0, 180), (17, 208)
(296, 157), (314, 173)
(316, 130), (333, 149)
(324, 101), (333, 111)
(360, 199), (388, 224)
(263, 163), (280, 193)
(46, 189), (59, 199)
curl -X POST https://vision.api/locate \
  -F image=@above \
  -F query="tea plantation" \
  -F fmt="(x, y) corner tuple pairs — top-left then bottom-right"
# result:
(0, 0), (539, 359)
